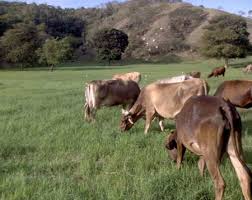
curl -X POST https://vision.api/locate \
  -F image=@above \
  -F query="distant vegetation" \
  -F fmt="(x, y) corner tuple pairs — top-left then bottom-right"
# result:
(92, 28), (129, 64)
(0, 0), (251, 68)
(201, 14), (251, 67)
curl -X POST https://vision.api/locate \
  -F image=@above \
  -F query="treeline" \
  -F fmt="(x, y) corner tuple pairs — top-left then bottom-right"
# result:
(0, 0), (187, 69)
(0, 0), (251, 69)
(0, 1), (86, 69)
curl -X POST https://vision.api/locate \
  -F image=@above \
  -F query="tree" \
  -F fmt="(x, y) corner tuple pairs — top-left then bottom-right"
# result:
(37, 37), (73, 71)
(0, 22), (44, 69)
(201, 14), (250, 67)
(92, 28), (128, 64)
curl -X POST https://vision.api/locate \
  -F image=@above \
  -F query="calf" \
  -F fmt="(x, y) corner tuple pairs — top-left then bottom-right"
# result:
(165, 96), (252, 200)
(84, 79), (140, 121)
(208, 66), (226, 78)
(214, 80), (252, 108)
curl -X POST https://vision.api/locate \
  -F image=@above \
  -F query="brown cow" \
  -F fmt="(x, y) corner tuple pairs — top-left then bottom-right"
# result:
(112, 72), (141, 83)
(214, 80), (252, 108)
(120, 78), (209, 134)
(165, 96), (252, 200)
(84, 79), (140, 121)
(208, 66), (226, 78)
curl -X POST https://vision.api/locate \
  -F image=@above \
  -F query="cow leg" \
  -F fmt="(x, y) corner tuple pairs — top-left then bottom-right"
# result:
(227, 143), (252, 200)
(158, 116), (164, 132)
(144, 109), (155, 134)
(205, 159), (225, 200)
(176, 141), (186, 169)
(198, 156), (205, 177)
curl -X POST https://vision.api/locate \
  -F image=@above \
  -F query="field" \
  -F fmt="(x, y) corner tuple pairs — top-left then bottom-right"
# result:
(0, 58), (252, 200)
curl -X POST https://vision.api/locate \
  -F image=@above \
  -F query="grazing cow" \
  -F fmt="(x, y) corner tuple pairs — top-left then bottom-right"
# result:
(112, 72), (141, 83)
(187, 71), (201, 78)
(165, 96), (252, 200)
(120, 78), (209, 134)
(84, 79), (140, 121)
(243, 64), (252, 73)
(156, 74), (194, 84)
(208, 66), (226, 78)
(214, 80), (252, 108)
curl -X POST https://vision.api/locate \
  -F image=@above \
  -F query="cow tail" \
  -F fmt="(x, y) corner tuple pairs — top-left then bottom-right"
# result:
(207, 72), (213, 78)
(84, 83), (89, 120)
(220, 103), (252, 177)
(202, 80), (209, 95)
(84, 83), (94, 121)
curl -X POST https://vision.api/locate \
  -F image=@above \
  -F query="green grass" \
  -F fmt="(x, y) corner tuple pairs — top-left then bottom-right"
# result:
(0, 58), (252, 200)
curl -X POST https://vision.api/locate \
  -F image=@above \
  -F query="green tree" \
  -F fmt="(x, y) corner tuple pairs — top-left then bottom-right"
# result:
(37, 38), (73, 71)
(201, 14), (250, 67)
(92, 28), (128, 64)
(0, 22), (44, 69)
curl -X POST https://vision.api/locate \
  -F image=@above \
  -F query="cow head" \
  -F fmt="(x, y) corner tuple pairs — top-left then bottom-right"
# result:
(120, 109), (135, 131)
(164, 130), (178, 162)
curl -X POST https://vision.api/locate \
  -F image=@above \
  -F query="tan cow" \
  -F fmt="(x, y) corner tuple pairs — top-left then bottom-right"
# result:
(112, 72), (141, 83)
(120, 78), (209, 134)
(84, 79), (140, 121)
(155, 75), (194, 84)
(243, 64), (252, 73)
(214, 80), (252, 108)
(165, 96), (252, 200)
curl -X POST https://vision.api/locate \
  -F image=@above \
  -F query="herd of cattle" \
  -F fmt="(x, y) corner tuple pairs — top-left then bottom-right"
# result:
(83, 69), (252, 200)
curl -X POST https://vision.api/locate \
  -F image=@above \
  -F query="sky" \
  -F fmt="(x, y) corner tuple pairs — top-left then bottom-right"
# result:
(7, 0), (252, 15)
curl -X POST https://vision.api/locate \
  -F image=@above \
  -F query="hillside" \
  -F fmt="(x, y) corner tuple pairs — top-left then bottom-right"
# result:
(77, 0), (252, 60)
(0, 0), (252, 64)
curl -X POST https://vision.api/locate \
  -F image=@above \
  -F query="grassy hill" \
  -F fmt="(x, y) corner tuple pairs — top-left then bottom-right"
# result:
(79, 0), (252, 60)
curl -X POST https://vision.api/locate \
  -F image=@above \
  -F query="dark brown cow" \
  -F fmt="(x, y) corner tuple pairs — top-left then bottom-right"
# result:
(207, 66), (226, 78)
(120, 78), (209, 134)
(165, 96), (252, 200)
(214, 80), (252, 108)
(84, 79), (140, 121)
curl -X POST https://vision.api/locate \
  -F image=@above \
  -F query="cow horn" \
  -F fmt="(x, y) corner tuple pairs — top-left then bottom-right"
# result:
(128, 118), (134, 124)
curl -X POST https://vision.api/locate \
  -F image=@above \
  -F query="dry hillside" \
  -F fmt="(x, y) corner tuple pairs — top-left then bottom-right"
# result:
(78, 0), (252, 60)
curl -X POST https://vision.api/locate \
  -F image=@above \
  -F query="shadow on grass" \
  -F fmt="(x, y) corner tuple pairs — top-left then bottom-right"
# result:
(0, 56), (183, 72)
(0, 144), (37, 160)
(244, 149), (252, 165)
(242, 119), (252, 136)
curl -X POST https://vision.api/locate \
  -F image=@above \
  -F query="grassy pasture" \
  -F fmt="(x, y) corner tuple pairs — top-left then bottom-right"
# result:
(0, 58), (252, 200)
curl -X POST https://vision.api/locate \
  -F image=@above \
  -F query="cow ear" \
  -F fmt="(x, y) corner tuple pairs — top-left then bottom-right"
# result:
(165, 133), (177, 150)
(121, 109), (129, 116)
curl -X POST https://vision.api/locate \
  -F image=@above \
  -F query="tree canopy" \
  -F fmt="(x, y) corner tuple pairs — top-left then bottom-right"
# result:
(37, 38), (73, 71)
(201, 14), (250, 67)
(0, 1), (85, 68)
(0, 22), (45, 68)
(92, 28), (129, 64)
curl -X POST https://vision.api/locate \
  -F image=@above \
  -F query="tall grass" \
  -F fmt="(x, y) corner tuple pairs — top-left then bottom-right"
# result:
(0, 58), (252, 199)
